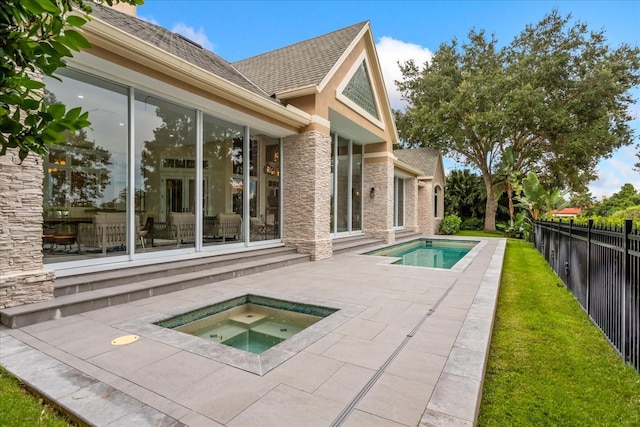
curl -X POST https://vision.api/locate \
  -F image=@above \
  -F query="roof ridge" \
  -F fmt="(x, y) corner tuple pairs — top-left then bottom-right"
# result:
(233, 21), (369, 65)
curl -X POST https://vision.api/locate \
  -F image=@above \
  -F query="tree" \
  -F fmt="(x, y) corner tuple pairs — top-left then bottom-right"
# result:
(1, 0), (142, 161)
(395, 10), (640, 230)
(444, 169), (486, 219)
(517, 171), (569, 221)
(589, 183), (640, 216)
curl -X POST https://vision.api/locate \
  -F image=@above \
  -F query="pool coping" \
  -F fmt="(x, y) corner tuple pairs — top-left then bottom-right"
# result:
(113, 289), (365, 376)
(357, 236), (487, 273)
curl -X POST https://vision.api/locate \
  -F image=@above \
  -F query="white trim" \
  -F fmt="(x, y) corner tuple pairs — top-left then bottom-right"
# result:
(277, 85), (319, 99)
(310, 114), (331, 129)
(318, 23), (370, 93)
(364, 151), (395, 160)
(335, 51), (385, 130)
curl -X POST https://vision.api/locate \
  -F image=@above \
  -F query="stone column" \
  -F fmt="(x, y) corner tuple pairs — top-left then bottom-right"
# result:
(404, 177), (419, 232)
(0, 149), (54, 309)
(282, 131), (332, 261)
(418, 180), (436, 235)
(363, 158), (394, 243)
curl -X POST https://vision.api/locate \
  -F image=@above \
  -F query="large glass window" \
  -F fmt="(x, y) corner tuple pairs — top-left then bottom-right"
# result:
(201, 114), (244, 246)
(351, 144), (363, 231)
(135, 92), (197, 250)
(42, 68), (283, 265)
(249, 133), (281, 241)
(330, 133), (363, 235)
(42, 70), (128, 262)
(394, 177), (405, 227)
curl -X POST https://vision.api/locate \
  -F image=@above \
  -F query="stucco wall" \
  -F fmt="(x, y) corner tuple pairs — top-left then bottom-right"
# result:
(282, 131), (332, 260)
(0, 149), (54, 308)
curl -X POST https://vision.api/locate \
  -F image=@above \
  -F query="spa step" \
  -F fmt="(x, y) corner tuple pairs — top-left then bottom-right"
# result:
(0, 252), (310, 329)
(53, 246), (297, 297)
(332, 235), (384, 254)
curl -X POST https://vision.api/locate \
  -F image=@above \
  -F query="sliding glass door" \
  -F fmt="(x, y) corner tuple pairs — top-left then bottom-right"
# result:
(330, 133), (363, 235)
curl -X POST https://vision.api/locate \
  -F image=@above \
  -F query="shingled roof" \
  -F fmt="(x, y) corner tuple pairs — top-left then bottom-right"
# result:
(91, 6), (273, 100)
(393, 147), (441, 177)
(232, 21), (369, 96)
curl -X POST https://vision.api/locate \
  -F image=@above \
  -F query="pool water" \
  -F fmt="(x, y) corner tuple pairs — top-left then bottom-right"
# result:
(179, 307), (320, 354)
(366, 239), (477, 269)
(157, 296), (333, 354)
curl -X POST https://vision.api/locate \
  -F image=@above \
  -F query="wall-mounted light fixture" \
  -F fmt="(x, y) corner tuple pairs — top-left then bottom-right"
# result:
(369, 187), (375, 199)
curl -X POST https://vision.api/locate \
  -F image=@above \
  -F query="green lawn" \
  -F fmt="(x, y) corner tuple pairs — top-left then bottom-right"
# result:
(0, 366), (75, 426)
(478, 236), (640, 426)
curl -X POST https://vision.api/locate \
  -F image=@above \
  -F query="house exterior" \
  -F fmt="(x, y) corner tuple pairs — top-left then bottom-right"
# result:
(0, 5), (444, 309)
(551, 207), (582, 218)
(393, 147), (446, 235)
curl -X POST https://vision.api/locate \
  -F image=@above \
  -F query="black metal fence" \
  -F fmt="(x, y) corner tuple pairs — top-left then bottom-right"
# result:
(533, 219), (640, 372)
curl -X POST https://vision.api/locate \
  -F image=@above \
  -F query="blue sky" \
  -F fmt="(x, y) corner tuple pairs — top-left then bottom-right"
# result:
(137, 0), (640, 199)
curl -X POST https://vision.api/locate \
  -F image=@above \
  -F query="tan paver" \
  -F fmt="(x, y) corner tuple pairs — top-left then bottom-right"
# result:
(0, 237), (506, 427)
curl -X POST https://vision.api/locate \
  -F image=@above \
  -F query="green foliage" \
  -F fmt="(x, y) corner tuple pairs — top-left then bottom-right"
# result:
(0, 0), (142, 160)
(516, 171), (569, 220)
(395, 9), (640, 230)
(439, 214), (462, 235)
(461, 217), (484, 231)
(479, 239), (640, 425)
(611, 205), (640, 220)
(504, 210), (531, 239)
(588, 183), (640, 217)
(444, 169), (487, 218)
(573, 215), (640, 229)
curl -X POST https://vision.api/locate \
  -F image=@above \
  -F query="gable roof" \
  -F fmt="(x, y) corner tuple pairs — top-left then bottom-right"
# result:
(232, 21), (369, 97)
(393, 147), (441, 177)
(91, 6), (273, 100)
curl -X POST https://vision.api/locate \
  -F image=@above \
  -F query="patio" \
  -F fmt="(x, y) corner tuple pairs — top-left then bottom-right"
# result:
(0, 236), (505, 426)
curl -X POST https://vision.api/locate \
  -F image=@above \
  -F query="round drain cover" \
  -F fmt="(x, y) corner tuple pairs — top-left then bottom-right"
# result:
(111, 335), (139, 346)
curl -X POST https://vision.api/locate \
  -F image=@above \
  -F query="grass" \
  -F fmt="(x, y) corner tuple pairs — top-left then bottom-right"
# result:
(0, 366), (75, 426)
(478, 236), (640, 426)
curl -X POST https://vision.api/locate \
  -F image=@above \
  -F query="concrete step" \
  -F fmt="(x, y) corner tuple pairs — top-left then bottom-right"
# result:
(394, 230), (424, 241)
(0, 252), (310, 329)
(332, 235), (384, 254)
(54, 246), (296, 297)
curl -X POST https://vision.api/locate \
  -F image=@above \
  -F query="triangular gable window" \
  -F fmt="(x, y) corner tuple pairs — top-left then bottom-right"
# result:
(341, 61), (379, 120)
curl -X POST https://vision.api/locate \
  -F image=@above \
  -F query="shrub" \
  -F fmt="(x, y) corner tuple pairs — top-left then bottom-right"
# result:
(461, 217), (484, 230)
(439, 215), (462, 235)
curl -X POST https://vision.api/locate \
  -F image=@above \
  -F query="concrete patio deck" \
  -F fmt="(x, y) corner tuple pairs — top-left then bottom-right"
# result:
(0, 236), (505, 427)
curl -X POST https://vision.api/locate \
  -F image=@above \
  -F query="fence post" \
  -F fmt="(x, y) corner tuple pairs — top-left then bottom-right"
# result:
(587, 218), (593, 315)
(568, 219), (573, 289)
(623, 219), (632, 361)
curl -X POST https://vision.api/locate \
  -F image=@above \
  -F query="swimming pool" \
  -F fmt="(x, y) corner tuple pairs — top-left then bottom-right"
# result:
(366, 238), (478, 269)
(155, 295), (336, 354)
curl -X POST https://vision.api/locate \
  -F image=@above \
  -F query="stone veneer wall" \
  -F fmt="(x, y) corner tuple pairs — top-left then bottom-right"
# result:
(404, 177), (419, 233)
(418, 180), (434, 235)
(363, 159), (394, 243)
(282, 131), (332, 260)
(0, 149), (54, 309)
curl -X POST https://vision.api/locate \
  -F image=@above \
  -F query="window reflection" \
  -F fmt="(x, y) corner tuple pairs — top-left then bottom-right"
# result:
(42, 70), (128, 262)
(135, 92), (197, 250)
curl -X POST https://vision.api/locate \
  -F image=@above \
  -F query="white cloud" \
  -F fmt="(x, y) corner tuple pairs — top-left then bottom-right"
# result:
(375, 36), (433, 110)
(171, 23), (215, 51)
